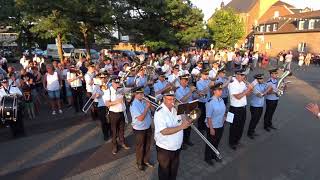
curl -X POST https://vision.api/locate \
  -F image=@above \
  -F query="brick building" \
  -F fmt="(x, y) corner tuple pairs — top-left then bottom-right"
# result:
(222, 0), (318, 54)
(223, 0), (278, 49)
(254, 10), (320, 57)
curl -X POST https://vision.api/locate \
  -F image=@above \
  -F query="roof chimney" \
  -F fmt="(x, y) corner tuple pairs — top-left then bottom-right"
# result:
(220, 1), (225, 9)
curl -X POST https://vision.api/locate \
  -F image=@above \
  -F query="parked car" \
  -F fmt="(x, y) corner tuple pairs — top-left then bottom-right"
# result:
(47, 44), (74, 60)
(1, 49), (13, 57)
(70, 49), (100, 64)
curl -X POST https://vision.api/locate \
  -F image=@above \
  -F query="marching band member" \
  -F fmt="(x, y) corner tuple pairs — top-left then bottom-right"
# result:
(178, 63), (190, 76)
(126, 69), (136, 87)
(130, 87), (154, 171)
(247, 74), (270, 139)
(135, 67), (151, 95)
(161, 58), (172, 77)
(191, 61), (203, 77)
(67, 65), (84, 113)
(84, 64), (97, 119)
(154, 72), (169, 96)
(167, 65), (181, 88)
(175, 74), (195, 149)
(154, 88), (191, 180)
(204, 82), (226, 165)
(93, 73), (110, 141)
(208, 61), (219, 81)
(196, 69), (213, 132)
(0, 77), (24, 137)
(228, 69), (253, 150)
(264, 68), (280, 131)
(215, 69), (230, 105)
(104, 77), (130, 155)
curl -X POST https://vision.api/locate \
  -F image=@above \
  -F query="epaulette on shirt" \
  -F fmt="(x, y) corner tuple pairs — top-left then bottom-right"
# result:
(156, 106), (163, 112)
(208, 99), (212, 102)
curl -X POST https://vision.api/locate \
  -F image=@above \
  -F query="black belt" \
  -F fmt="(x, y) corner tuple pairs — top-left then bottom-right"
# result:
(71, 86), (81, 90)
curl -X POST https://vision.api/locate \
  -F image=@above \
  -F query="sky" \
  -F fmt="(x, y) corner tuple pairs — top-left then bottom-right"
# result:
(191, 0), (320, 21)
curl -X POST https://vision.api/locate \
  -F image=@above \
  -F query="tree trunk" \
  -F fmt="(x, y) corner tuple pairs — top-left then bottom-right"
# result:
(57, 33), (64, 61)
(83, 30), (91, 61)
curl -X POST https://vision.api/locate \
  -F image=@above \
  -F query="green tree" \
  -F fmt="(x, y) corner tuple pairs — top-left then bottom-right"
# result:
(30, 10), (73, 61)
(113, 0), (207, 51)
(64, 0), (115, 59)
(207, 7), (245, 49)
(16, 0), (74, 61)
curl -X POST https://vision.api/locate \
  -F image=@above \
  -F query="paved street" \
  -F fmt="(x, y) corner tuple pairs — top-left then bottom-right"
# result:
(0, 62), (319, 180)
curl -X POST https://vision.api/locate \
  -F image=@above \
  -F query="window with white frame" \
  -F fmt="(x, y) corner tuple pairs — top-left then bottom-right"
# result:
(266, 25), (271, 32)
(273, 24), (278, 31)
(309, 19), (315, 29)
(260, 25), (265, 32)
(298, 21), (305, 30)
(298, 42), (307, 52)
(274, 11), (280, 18)
(266, 42), (272, 50)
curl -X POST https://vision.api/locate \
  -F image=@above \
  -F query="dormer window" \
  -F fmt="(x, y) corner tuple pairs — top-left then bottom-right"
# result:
(298, 21), (305, 30)
(260, 25), (265, 32)
(266, 25), (271, 32)
(309, 19), (315, 29)
(273, 24), (278, 31)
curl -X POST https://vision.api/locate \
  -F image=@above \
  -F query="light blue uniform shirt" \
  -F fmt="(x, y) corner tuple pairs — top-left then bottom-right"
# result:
(250, 83), (267, 107)
(130, 99), (152, 130)
(92, 85), (105, 107)
(153, 80), (167, 93)
(175, 86), (192, 103)
(215, 77), (229, 98)
(265, 78), (279, 100)
(196, 79), (211, 103)
(126, 76), (135, 86)
(205, 96), (226, 128)
(136, 76), (150, 95)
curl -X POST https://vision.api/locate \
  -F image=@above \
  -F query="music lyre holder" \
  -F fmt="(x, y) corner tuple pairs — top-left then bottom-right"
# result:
(176, 100), (222, 159)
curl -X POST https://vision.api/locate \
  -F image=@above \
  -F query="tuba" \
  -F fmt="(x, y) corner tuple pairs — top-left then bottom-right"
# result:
(276, 71), (291, 97)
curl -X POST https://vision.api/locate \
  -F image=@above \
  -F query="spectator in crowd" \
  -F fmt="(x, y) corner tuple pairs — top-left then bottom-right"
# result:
(43, 64), (63, 115)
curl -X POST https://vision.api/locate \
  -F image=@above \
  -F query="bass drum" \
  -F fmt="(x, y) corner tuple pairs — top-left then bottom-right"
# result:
(0, 96), (18, 124)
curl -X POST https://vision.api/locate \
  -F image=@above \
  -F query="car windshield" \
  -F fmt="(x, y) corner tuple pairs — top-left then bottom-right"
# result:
(63, 48), (73, 53)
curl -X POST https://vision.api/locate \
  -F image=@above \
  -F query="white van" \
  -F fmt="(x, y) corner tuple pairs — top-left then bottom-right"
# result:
(70, 49), (100, 64)
(46, 44), (74, 60)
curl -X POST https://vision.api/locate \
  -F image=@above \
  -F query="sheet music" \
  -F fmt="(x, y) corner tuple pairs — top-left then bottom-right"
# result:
(226, 112), (234, 123)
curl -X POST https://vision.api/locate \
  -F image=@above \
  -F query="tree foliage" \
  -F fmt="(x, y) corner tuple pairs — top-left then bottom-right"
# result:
(113, 0), (208, 51)
(2, 0), (209, 53)
(207, 8), (245, 49)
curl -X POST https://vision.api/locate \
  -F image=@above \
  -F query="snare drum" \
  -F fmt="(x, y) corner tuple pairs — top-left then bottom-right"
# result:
(0, 95), (18, 124)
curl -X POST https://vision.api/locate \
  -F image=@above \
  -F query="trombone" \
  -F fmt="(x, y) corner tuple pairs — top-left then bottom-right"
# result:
(82, 93), (95, 113)
(153, 96), (223, 159)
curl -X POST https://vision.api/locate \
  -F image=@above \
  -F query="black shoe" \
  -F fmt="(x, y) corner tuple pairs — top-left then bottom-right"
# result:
(214, 157), (223, 163)
(103, 136), (109, 141)
(181, 144), (188, 150)
(137, 164), (145, 171)
(264, 127), (271, 132)
(247, 134), (255, 139)
(229, 144), (237, 150)
(269, 125), (277, 130)
(204, 159), (214, 166)
(253, 132), (259, 137)
(143, 162), (154, 168)
(185, 141), (194, 146)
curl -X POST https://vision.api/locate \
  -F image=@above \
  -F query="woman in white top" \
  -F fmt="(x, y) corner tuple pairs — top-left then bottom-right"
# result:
(43, 64), (63, 115)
